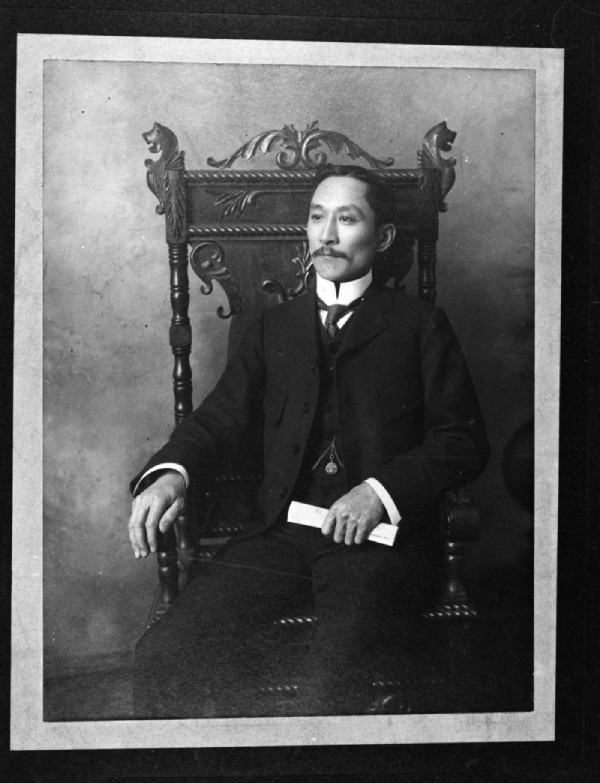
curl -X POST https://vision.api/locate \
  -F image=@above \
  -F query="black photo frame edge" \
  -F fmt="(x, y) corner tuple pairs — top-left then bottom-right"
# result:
(1, 1), (598, 780)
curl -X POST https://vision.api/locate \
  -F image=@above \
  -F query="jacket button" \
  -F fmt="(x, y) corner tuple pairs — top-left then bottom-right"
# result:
(302, 402), (310, 413)
(310, 364), (316, 372)
(280, 487), (289, 498)
(292, 444), (301, 454)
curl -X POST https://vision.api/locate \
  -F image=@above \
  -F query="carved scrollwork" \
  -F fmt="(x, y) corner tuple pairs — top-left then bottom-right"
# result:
(143, 122), (186, 241)
(260, 278), (288, 304)
(417, 121), (457, 211)
(189, 241), (242, 319)
(206, 187), (280, 219)
(207, 121), (394, 171)
(262, 243), (313, 304)
(287, 243), (313, 298)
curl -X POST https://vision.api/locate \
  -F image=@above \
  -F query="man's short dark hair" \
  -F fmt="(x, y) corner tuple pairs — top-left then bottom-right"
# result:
(310, 164), (396, 227)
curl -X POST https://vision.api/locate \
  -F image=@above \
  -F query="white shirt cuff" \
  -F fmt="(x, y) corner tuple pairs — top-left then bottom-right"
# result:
(363, 478), (401, 526)
(133, 463), (190, 496)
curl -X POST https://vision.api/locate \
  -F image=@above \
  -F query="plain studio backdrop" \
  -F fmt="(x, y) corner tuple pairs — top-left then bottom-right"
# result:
(42, 61), (534, 700)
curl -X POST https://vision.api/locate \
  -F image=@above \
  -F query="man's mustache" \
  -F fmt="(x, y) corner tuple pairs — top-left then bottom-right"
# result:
(310, 248), (349, 260)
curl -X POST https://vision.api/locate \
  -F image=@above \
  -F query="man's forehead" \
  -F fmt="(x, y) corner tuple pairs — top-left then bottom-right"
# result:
(310, 175), (371, 209)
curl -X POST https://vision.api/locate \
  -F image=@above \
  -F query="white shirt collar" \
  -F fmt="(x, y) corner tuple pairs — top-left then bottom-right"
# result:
(315, 270), (373, 306)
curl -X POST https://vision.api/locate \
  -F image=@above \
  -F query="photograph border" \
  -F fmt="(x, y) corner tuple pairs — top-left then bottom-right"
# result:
(12, 34), (563, 751)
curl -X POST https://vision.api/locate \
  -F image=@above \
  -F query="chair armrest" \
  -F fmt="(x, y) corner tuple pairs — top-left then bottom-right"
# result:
(440, 486), (481, 543)
(424, 486), (480, 619)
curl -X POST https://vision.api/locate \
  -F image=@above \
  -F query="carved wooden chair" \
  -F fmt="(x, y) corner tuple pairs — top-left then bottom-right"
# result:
(141, 120), (481, 711)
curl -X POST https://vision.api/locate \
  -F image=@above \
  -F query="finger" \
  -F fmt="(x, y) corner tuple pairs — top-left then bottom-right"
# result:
(333, 512), (348, 544)
(144, 497), (167, 555)
(354, 519), (369, 545)
(129, 499), (149, 556)
(159, 496), (184, 534)
(322, 508), (337, 537)
(128, 520), (141, 559)
(344, 516), (358, 546)
(128, 500), (149, 558)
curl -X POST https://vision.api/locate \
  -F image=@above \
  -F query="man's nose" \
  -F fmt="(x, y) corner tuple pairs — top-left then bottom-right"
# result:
(319, 214), (338, 244)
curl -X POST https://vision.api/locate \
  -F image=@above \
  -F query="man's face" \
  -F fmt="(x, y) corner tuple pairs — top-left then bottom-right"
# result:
(307, 176), (394, 284)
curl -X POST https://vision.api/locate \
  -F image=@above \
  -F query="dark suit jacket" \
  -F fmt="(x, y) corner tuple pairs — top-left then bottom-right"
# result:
(134, 283), (490, 536)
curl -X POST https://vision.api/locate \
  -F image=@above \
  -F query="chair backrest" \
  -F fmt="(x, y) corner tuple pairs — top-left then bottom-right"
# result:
(142, 122), (483, 619)
(143, 120), (457, 427)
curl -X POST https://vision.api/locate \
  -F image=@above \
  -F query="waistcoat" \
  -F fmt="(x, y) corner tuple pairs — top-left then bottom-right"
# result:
(291, 313), (351, 509)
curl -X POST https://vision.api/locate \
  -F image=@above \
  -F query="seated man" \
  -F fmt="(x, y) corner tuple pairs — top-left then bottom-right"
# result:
(128, 164), (490, 718)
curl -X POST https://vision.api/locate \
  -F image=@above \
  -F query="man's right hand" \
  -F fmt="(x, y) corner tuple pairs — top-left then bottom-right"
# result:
(128, 470), (186, 558)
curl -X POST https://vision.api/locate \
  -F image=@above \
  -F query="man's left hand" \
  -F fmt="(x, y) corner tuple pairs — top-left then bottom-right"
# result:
(322, 483), (384, 545)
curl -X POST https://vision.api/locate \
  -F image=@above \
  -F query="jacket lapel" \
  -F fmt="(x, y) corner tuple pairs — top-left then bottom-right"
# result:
(278, 289), (320, 363)
(338, 284), (394, 356)
(273, 282), (394, 361)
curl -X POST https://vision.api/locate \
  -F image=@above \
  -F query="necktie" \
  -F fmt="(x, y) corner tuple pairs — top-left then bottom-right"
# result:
(316, 295), (363, 338)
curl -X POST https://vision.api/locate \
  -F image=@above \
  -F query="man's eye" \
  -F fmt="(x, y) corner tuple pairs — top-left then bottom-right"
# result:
(339, 215), (356, 224)
(310, 213), (322, 222)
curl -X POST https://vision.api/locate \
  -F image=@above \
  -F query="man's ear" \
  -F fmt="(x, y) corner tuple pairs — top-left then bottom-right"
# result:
(377, 223), (396, 254)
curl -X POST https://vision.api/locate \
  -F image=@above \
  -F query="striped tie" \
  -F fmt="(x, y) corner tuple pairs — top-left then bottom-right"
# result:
(316, 295), (363, 338)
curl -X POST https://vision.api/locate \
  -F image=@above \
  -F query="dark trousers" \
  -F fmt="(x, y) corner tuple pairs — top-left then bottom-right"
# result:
(133, 522), (439, 718)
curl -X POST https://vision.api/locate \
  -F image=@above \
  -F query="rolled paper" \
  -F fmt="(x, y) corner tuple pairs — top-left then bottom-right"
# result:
(287, 501), (398, 547)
